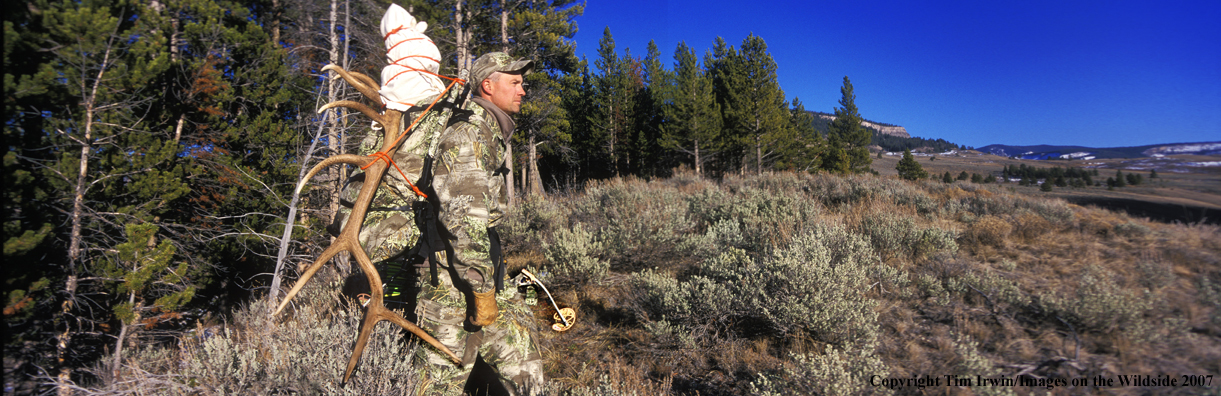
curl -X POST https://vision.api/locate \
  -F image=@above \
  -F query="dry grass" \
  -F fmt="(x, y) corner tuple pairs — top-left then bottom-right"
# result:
(510, 171), (1221, 395)
(89, 171), (1221, 395)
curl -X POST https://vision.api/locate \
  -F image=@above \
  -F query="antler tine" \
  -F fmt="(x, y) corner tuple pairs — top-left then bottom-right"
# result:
(341, 249), (461, 384)
(322, 65), (382, 103)
(319, 100), (383, 122)
(272, 240), (347, 315)
(294, 154), (372, 196)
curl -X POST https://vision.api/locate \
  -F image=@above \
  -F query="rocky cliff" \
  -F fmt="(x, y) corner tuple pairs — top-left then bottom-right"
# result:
(817, 114), (910, 138)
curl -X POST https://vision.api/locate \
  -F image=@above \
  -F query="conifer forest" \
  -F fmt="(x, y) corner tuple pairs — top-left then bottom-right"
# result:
(5, 0), (1219, 394)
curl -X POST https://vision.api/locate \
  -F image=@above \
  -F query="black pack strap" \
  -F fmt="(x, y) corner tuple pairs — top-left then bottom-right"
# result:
(404, 199), (441, 287)
(415, 156), (443, 287)
(488, 227), (505, 292)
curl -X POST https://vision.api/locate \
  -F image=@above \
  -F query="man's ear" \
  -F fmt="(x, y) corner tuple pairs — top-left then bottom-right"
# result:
(480, 79), (493, 96)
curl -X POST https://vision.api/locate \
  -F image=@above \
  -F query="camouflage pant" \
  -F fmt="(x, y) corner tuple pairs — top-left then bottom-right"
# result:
(412, 260), (544, 396)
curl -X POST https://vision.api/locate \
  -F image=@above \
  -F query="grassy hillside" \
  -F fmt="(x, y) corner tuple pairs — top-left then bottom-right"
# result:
(873, 151), (1221, 224)
(85, 171), (1220, 395)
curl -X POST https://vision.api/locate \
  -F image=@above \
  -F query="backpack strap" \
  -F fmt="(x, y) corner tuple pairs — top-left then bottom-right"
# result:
(413, 156), (445, 287)
(488, 227), (505, 292)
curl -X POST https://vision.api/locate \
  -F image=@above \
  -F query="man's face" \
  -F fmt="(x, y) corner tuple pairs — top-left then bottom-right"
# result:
(482, 72), (526, 114)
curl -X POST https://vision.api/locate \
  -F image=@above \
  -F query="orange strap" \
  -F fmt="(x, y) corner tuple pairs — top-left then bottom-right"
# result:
(362, 151), (429, 198)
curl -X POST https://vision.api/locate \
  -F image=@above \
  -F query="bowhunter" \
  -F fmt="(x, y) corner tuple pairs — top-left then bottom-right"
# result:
(282, 5), (556, 392)
(337, 51), (544, 394)
(408, 52), (545, 395)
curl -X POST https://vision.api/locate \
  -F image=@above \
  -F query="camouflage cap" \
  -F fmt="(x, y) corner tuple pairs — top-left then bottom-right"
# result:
(470, 52), (534, 86)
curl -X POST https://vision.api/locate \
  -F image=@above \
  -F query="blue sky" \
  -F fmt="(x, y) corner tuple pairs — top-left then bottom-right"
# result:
(567, 0), (1221, 148)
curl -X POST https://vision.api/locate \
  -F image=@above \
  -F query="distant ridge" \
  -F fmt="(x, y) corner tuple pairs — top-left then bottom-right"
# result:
(978, 142), (1221, 160)
(809, 111), (910, 138)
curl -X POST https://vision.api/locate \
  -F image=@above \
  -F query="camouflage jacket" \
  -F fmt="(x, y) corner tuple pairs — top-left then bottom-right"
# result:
(341, 91), (511, 295)
(431, 96), (513, 294)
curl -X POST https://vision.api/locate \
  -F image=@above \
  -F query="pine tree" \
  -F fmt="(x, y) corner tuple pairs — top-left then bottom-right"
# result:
(896, 149), (928, 181)
(827, 76), (872, 173)
(560, 59), (599, 181)
(4, 0), (315, 386)
(104, 223), (195, 377)
(783, 98), (825, 171)
(10, 0), (198, 385)
(717, 34), (791, 175)
(502, 0), (583, 195)
(1126, 173), (1139, 186)
(633, 40), (669, 176)
(590, 27), (639, 177)
(943, 171), (954, 183)
(1115, 170), (1127, 187)
(660, 42), (723, 177)
(3, 0), (62, 362)
(704, 36), (748, 173)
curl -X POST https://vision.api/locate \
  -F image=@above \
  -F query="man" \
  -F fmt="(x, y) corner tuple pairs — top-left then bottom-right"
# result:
(411, 52), (543, 395)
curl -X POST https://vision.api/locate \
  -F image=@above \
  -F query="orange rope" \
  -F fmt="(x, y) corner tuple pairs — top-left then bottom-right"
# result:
(387, 37), (434, 55)
(363, 151), (429, 198)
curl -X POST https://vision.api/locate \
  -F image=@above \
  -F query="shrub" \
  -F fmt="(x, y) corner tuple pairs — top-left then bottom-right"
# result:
(917, 273), (950, 305)
(801, 174), (938, 216)
(569, 179), (696, 272)
(97, 274), (426, 395)
(953, 334), (1016, 396)
(963, 216), (1012, 248)
(956, 191), (1074, 227)
(543, 223), (609, 286)
(1114, 221), (1151, 238)
(1136, 260), (1174, 290)
(687, 182), (821, 254)
(749, 346), (893, 396)
(499, 196), (566, 251)
(857, 213), (958, 261)
(1201, 277), (1221, 330)
(1012, 212), (1052, 241)
(634, 226), (881, 347)
(960, 266), (1031, 308)
(1040, 265), (1151, 334)
(682, 218), (747, 260)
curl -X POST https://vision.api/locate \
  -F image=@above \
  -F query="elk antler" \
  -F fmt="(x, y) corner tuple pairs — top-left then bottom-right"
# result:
(322, 65), (382, 104)
(276, 65), (461, 384)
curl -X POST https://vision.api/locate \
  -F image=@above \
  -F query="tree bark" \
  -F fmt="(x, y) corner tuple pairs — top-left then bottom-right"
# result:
(528, 137), (543, 197)
(60, 36), (114, 396)
(499, 0), (515, 206)
(110, 292), (137, 380)
(270, 0), (281, 45)
(500, 0), (509, 52)
(269, 109), (330, 310)
(325, 0), (350, 274)
(756, 134), (762, 175)
(327, 0), (340, 221)
(455, 0), (471, 72)
(505, 134), (516, 207)
(694, 139), (701, 177)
